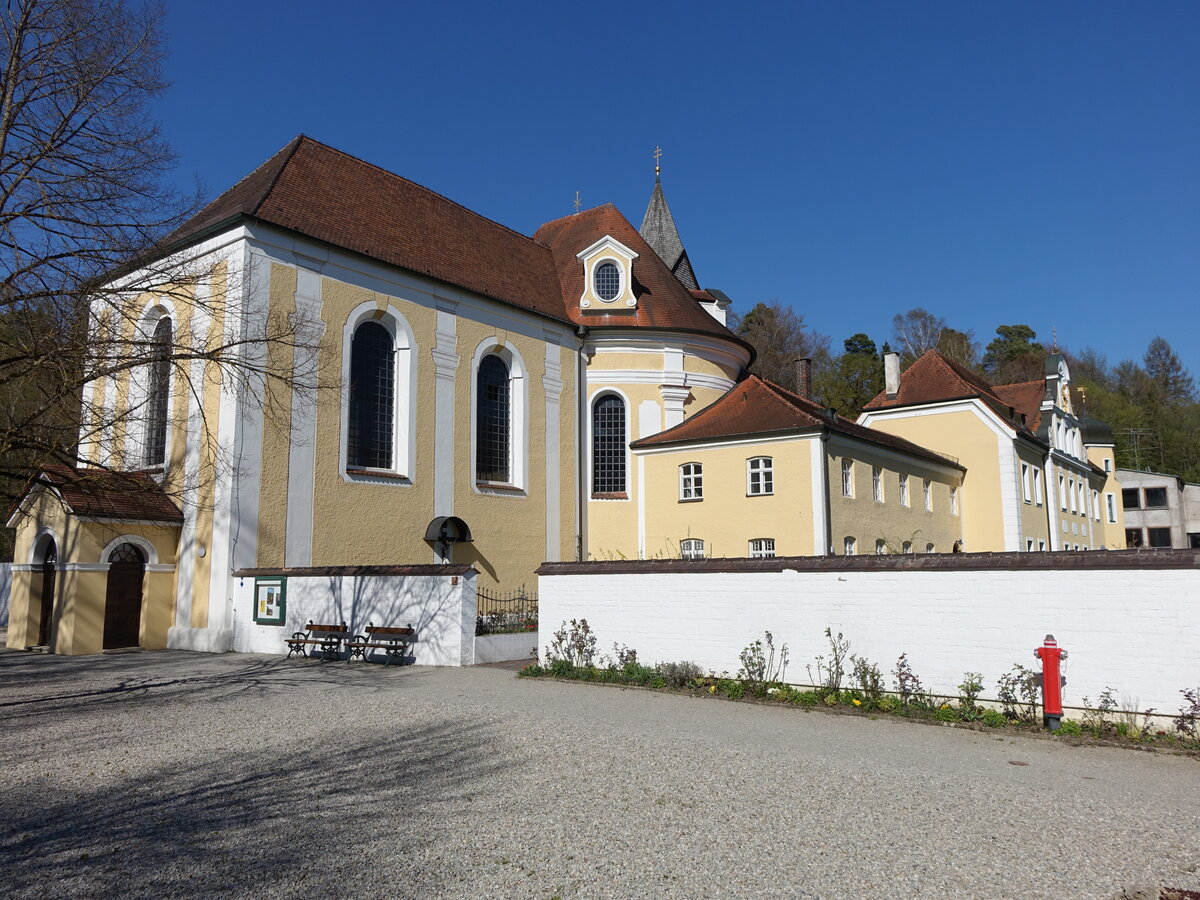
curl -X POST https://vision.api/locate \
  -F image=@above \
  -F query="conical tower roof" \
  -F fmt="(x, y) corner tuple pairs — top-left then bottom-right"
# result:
(639, 179), (698, 290)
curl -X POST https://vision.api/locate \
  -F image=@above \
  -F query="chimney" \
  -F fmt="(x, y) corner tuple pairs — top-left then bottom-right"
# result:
(794, 357), (812, 399)
(884, 351), (901, 399)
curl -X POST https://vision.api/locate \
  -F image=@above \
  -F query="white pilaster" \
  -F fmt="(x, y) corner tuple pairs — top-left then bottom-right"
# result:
(543, 331), (563, 562)
(432, 300), (459, 560)
(284, 261), (325, 567)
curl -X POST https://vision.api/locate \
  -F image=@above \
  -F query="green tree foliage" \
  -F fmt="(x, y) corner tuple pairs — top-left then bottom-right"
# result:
(983, 325), (1047, 384)
(812, 333), (885, 416)
(1068, 337), (1200, 481)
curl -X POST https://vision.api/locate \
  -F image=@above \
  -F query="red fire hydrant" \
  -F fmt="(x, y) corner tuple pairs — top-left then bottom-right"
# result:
(1034, 634), (1068, 731)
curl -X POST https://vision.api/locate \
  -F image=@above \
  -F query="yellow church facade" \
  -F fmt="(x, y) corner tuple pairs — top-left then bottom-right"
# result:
(5, 136), (1125, 657)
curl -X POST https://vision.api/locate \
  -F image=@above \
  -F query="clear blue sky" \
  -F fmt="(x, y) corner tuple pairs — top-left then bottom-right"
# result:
(155, 1), (1199, 375)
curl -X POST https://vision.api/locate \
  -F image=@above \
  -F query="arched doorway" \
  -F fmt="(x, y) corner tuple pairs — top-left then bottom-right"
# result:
(36, 536), (58, 647)
(103, 543), (146, 649)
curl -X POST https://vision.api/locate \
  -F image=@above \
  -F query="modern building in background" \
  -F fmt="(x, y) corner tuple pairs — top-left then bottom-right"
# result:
(1116, 468), (1200, 549)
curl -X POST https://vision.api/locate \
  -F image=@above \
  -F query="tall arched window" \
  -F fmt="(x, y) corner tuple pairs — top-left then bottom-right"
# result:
(348, 321), (395, 469)
(476, 354), (510, 482)
(592, 394), (626, 494)
(143, 316), (171, 467)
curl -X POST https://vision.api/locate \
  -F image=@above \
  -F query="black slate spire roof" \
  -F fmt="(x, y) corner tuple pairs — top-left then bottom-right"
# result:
(638, 179), (698, 290)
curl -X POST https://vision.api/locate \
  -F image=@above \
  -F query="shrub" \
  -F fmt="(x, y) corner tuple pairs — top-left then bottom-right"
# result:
(793, 691), (821, 706)
(656, 660), (703, 688)
(892, 653), (931, 707)
(518, 663), (544, 678)
(738, 631), (789, 696)
(1081, 687), (1118, 736)
(957, 672), (984, 717)
(1056, 719), (1083, 736)
(997, 665), (1041, 723)
(719, 679), (746, 700)
(1174, 687), (1200, 740)
(611, 643), (638, 668)
(808, 628), (850, 695)
(850, 655), (886, 706)
(546, 619), (598, 667)
(933, 705), (958, 722)
(549, 658), (574, 678)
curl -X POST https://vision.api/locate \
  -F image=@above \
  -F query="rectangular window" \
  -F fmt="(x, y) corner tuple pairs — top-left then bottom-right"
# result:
(1147, 527), (1172, 548)
(1068, 478), (1076, 514)
(872, 465), (883, 502)
(1144, 487), (1168, 508)
(1091, 489), (1100, 521)
(902, 540), (913, 554)
(748, 538), (775, 559)
(1125, 528), (1143, 548)
(1189, 533), (1200, 549)
(1021, 463), (1031, 503)
(841, 458), (854, 497)
(1033, 469), (1043, 505)
(1026, 538), (1034, 552)
(950, 486), (959, 515)
(1038, 540), (1046, 551)
(899, 473), (909, 507)
(923, 479), (932, 512)
(843, 536), (857, 556)
(1059, 475), (1067, 511)
(1122, 488), (1140, 509)
(875, 539), (887, 555)
(679, 463), (703, 501)
(1104, 458), (1112, 473)
(680, 538), (705, 560)
(747, 457), (773, 496)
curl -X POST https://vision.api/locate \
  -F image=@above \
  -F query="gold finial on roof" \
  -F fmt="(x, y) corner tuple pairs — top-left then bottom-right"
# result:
(653, 146), (662, 181)
(573, 190), (581, 214)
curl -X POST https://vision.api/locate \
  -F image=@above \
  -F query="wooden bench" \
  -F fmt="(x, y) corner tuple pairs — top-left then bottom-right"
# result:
(285, 621), (349, 661)
(346, 624), (416, 666)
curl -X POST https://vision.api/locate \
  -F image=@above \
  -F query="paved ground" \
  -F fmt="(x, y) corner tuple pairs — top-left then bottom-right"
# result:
(0, 649), (1197, 899)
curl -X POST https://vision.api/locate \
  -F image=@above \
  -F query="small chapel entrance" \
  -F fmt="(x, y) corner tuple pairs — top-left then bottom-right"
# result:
(103, 543), (146, 649)
(37, 537), (58, 647)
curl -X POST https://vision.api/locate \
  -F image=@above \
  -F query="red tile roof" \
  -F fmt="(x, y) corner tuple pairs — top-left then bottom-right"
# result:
(992, 380), (1047, 432)
(165, 136), (749, 353)
(631, 375), (963, 469)
(863, 350), (1040, 437)
(12, 466), (184, 524)
(533, 205), (749, 345)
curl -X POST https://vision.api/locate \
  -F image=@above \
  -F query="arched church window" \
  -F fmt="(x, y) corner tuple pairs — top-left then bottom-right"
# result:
(143, 316), (172, 467)
(592, 395), (626, 494)
(476, 354), (511, 482)
(348, 321), (396, 469)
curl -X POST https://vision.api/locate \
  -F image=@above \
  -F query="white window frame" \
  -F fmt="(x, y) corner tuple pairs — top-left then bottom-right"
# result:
(1106, 492), (1116, 524)
(949, 485), (959, 515)
(342, 302), (417, 484)
(923, 479), (932, 512)
(1033, 468), (1043, 505)
(1021, 463), (1031, 503)
(1059, 474), (1067, 511)
(680, 538), (705, 560)
(1069, 478), (1077, 514)
(841, 458), (854, 497)
(898, 473), (909, 507)
(748, 538), (775, 559)
(747, 457), (774, 496)
(679, 462), (703, 501)
(872, 465), (883, 503)
(1026, 538), (1034, 552)
(843, 536), (856, 556)
(1038, 540), (1046, 551)
(902, 540), (912, 554)
(469, 338), (527, 492)
(925, 542), (935, 553)
(875, 539), (887, 555)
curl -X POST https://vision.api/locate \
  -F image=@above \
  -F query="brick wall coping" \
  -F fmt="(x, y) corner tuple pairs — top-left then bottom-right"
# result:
(234, 564), (475, 578)
(538, 549), (1200, 577)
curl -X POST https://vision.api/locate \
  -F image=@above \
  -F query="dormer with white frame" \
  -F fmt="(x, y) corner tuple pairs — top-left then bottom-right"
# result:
(577, 235), (638, 314)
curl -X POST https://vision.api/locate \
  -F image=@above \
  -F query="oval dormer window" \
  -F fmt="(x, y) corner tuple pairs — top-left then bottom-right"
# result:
(595, 261), (620, 301)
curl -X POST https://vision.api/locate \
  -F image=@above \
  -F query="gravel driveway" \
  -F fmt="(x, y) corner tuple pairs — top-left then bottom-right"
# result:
(1, 649), (1197, 899)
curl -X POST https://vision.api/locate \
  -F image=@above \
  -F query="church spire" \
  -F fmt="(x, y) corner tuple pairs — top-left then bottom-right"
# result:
(638, 148), (698, 290)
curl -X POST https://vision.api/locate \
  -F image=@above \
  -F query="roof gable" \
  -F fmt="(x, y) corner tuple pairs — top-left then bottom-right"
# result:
(8, 465), (184, 526)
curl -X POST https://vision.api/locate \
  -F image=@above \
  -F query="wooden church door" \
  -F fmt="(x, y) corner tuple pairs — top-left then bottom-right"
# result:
(103, 543), (145, 649)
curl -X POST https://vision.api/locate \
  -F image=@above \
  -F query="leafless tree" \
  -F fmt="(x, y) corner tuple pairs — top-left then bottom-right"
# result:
(730, 299), (831, 392)
(890, 308), (946, 364)
(0, 1), (323, 553)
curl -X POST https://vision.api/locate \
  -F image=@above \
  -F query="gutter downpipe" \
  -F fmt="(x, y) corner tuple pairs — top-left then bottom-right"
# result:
(575, 324), (589, 561)
(820, 426), (833, 555)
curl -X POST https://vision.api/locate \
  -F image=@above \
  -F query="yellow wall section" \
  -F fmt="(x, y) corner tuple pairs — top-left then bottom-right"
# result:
(866, 410), (1009, 552)
(1088, 446), (1126, 547)
(255, 263), (297, 569)
(637, 440), (816, 559)
(1016, 444), (1051, 547)
(826, 444), (962, 554)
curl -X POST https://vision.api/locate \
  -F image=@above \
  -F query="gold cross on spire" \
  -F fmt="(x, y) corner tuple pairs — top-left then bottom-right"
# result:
(653, 146), (662, 181)
(573, 190), (581, 214)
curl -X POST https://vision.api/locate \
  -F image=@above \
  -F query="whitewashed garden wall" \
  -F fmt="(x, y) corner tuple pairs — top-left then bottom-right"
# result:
(538, 551), (1200, 714)
(232, 565), (477, 666)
